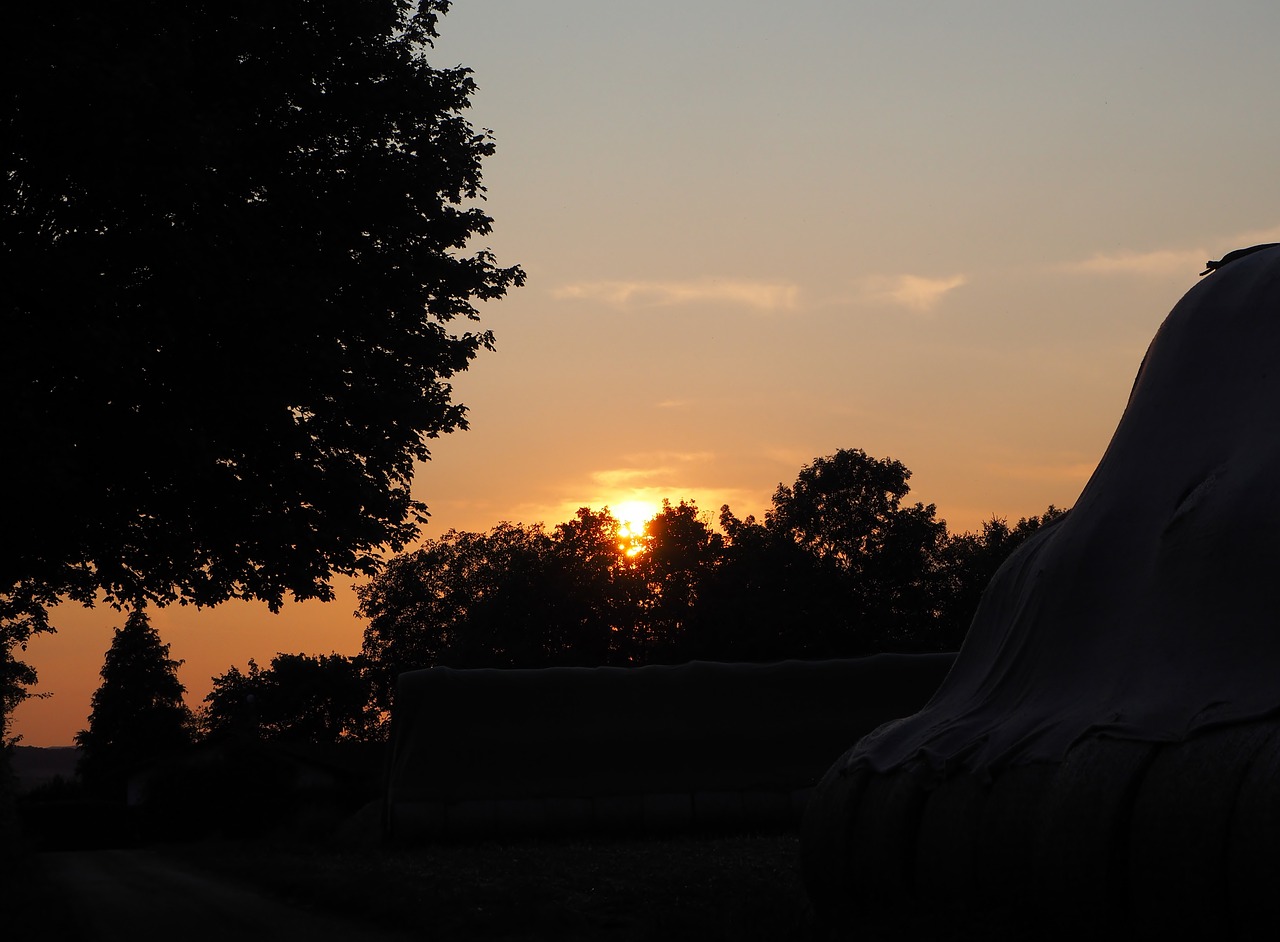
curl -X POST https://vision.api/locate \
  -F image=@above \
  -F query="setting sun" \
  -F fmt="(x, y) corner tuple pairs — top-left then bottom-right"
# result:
(613, 500), (659, 538)
(613, 500), (659, 556)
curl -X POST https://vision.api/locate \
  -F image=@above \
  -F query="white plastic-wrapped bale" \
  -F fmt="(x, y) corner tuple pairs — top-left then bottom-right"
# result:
(802, 244), (1280, 939)
(384, 654), (954, 841)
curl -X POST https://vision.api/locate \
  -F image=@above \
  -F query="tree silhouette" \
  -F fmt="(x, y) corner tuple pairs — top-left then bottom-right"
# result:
(203, 653), (376, 744)
(355, 453), (1072, 691)
(936, 506), (1068, 649)
(358, 510), (646, 708)
(633, 500), (723, 663)
(761, 449), (950, 652)
(2, 1), (523, 623)
(544, 508), (643, 666)
(76, 609), (192, 799)
(700, 506), (853, 661)
(358, 522), (558, 709)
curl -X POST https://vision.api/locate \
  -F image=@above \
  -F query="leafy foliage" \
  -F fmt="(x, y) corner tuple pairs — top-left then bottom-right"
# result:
(761, 450), (951, 650)
(353, 450), (1070, 710)
(358, 511), (644, 711)
(2, 0), (523, 617)
(196, 450), (1066, 743)
(75, 609), (193, 798)
(934, 506), (1068, 649)
(0, 0), (520, 754)
(203, 653), (378, 744)
(630, 501), (724, 663)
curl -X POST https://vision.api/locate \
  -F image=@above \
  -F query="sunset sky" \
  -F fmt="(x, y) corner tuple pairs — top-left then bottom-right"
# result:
(15, 0), (1280, 745)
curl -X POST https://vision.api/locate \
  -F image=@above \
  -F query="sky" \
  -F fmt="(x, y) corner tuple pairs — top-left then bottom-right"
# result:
(14, 0), (1280, 745)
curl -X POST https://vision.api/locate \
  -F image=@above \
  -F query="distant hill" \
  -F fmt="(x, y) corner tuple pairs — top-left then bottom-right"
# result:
(10, 745), (79, 793)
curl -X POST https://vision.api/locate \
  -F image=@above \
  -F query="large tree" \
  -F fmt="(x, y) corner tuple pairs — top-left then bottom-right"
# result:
(76, 608), (193, 798)
(631, 500), (724, 663)
(1, 0), (523, 624)
(763, 449), (950, 651)
(357, 511), (640, 710)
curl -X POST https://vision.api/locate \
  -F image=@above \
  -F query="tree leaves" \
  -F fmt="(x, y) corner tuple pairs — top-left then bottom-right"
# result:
(2, 1), (524, 616)
(355, 455), (1069, 693)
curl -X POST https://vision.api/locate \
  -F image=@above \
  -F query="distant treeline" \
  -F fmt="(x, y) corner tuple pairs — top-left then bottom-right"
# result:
(196, 448), (1064, 745)
(65, 449), (1065, 802)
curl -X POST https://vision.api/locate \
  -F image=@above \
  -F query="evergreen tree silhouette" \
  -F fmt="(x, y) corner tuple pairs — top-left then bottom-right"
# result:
(76, 608), (192, 799)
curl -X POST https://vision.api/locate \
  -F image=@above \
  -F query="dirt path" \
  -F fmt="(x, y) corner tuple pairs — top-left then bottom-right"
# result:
(25, 848), (415, 942)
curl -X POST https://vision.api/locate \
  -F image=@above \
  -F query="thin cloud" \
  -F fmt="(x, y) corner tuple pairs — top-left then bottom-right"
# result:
(1063, 225), (1280, 278)
(552, 278), (800, 312)
(589, 451), (715, 489)
(619, 449), (716, 466)
(852, 274), (968, 312)
(1062, 248), (1206, 277)
(590, 467), (667, 488)
(1233, 223), (1280, 246)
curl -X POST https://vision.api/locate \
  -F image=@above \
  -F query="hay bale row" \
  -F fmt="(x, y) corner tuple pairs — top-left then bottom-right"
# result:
(389, 787), (812, 841)
(384, 654), (954, 841)
(803, 717), (1280, 939)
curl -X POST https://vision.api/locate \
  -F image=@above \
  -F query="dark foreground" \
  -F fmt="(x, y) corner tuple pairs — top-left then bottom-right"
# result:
(9, 832), (830, 942)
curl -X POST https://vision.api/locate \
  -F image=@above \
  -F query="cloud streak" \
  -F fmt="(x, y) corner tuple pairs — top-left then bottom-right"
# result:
(851, 274), (968, 312)
(588, 451), (716, 490)
(1062, 226), (1280, 278)
(553, 278), (800, 312)
(1061, 248), (1207, 277)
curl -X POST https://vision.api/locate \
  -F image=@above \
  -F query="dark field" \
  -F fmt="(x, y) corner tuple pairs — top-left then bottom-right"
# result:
(167, 831), (824, 941)
(7, 825), (1032, 940)
(10, 830), (821, 941)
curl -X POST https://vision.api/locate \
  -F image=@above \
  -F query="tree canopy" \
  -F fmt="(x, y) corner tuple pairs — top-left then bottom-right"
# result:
(355, 452), (1068, 700)
(194, 450), (1073, 746)
(2, 0), (523, 623)
(202, 653), (377, 744)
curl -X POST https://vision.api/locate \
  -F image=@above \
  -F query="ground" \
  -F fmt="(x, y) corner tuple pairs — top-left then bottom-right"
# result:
(7, 832), (828, 942)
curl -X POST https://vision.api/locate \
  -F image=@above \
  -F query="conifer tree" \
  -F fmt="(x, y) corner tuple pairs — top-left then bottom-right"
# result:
(76, 608), (192, 799)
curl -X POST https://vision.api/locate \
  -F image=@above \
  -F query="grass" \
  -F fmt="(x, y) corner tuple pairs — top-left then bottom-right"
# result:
(159, 829), (827, 941)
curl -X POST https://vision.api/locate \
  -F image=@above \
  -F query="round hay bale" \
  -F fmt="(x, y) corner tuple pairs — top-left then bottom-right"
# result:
(913, 769), (991, 912)
(592, 793), (645, 833)
(692, 789), (746, 829)
(386, 799), (445, 843)
(543, 796), (593, 833)
(800, 761), (869, 922)
(1031, 736), (1158, 931)
(973, 761), (1056, 915)
(848, 763), (933, 907)
(443, 798), (498, 839)
(494, 798), (549, 837)
(642, 792), (693, 833)
(1127, 721), (1273, 939)
(1226, 723), (1280, 941)
(743, 788), (794, 827)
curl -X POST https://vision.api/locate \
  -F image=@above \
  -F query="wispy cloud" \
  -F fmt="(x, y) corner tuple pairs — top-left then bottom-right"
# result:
(552, 278), (800, 312)
(1061, 247), (1207, 277)
(1234, 224), (1280, 246)
(1062, 225), (1280, 278)
(851, 274), (968, 312)
(588, 451), (716, 489)
(590, 466), (667, 488)
(538, 451), (740, 527)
